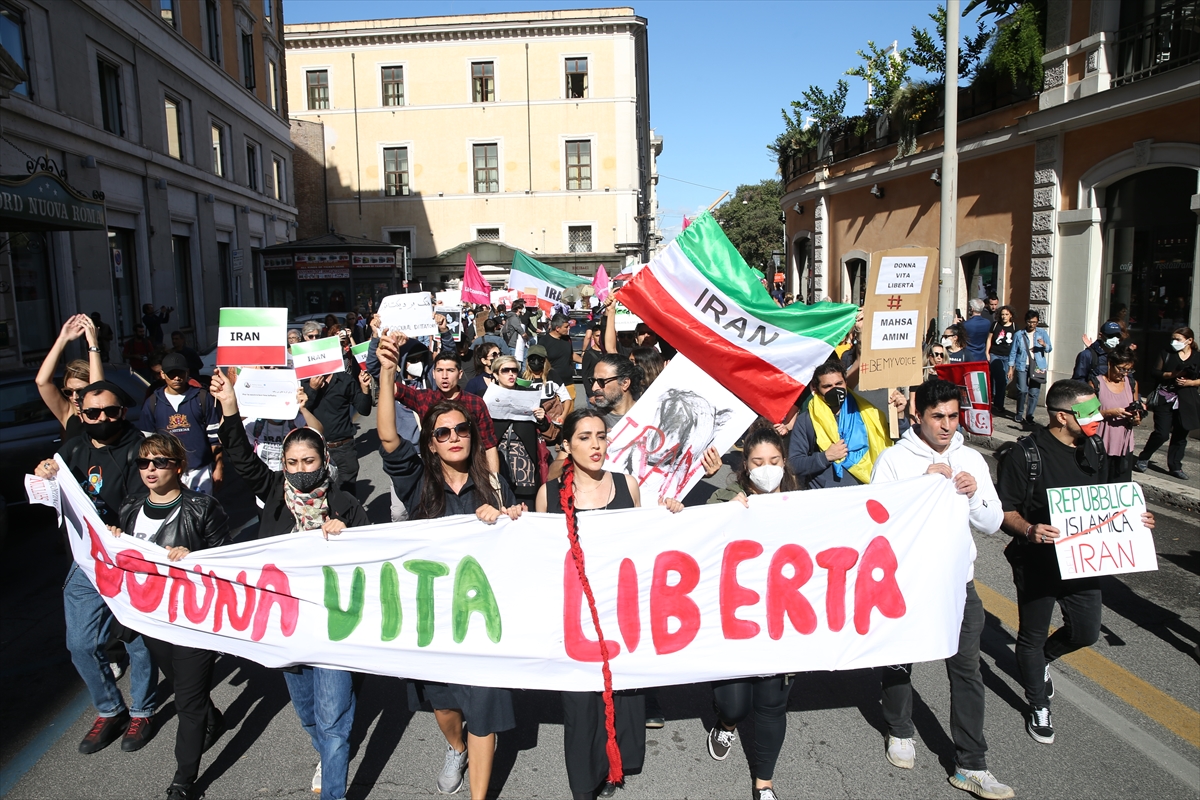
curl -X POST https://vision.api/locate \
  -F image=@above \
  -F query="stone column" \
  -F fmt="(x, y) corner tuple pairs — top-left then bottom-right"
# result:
(1030, 136), (1061, 325)
(814, 196), (827, 301)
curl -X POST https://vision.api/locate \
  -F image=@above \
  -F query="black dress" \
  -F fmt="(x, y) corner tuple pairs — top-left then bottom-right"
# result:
(544, 474), (645, 797)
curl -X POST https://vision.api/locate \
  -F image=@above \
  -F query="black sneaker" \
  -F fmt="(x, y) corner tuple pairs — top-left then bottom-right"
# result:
(203, 708), (226, 752)
(597, 781), (619, 798)
(1133, 459), (1149, 473)
(79, 712), (129, 754)
(706, 725), (737, 760)
(166, 782), (203, 800)
(1169, 469), (1190, 481)
(1026, 706), (1054, 744)
(121, 715), (155, 752)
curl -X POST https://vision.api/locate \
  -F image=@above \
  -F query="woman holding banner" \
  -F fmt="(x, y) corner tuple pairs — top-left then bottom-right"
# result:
(376, 332), (522, 800)
(210, 368), (369, 800)
(703, 422), (802, 800)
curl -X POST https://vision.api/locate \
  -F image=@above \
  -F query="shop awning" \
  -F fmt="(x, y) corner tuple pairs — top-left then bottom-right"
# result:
(0, 171), (106, 232)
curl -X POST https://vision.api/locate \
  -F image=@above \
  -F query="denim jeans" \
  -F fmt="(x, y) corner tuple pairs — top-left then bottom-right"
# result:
(988, 355), (1009, 412)
(63, 564), (156, 718)
(284, 667), (356, 800)
(1014, 369), (1042, 421)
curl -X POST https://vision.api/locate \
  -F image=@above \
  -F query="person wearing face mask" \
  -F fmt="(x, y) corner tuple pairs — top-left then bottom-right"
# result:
(998, 380), (1156, 747)
(1135, 327), (1198, 481)
(33, 381), (159, 757)
(942, 323), (968, 363)
(869, 380), (1013, 800)
(1072, 321), (1122, 385)
(703, 422), (802, 800)
(210, 367), (368, 800)
(788, 360), (891, 489)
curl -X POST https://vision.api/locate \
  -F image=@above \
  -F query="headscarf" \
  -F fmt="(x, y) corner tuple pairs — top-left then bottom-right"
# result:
(281, 427), (333, 532)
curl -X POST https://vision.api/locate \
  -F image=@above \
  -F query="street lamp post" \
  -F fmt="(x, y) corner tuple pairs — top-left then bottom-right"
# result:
(938, 0), (960, 331)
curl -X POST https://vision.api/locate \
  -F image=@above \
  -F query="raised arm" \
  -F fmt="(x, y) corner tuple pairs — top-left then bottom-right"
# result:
(376, 333), (402, 454)
(603, 297), (618, 354)
(36, 315), (92, 428)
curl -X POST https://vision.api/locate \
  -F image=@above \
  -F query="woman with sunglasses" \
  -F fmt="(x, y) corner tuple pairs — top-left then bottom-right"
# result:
(210, 367), (368, 800)
(106, 434), (230, 800)
(376, 332), (522, 800)
(36, 314), (104, 435)
(535, 409), (683, 800)
(489, 354), (551, 506)
(464, 342), (502, 397)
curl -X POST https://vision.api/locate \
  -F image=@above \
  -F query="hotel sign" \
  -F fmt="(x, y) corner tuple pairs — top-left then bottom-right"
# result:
(0, 172), (105, 232)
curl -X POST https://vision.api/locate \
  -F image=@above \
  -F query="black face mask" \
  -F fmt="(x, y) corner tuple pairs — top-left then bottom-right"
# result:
(85, 419), (123, 442)
(285, 466), (327, 493)
(823, 386), (847, 411)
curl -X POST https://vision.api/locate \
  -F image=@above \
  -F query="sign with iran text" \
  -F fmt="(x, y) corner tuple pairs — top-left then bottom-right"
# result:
(289, 336), (345, 380)
(1051, 482), (1158, 579)
(216, 308), (288, 367)
(351, 340), (371, 371)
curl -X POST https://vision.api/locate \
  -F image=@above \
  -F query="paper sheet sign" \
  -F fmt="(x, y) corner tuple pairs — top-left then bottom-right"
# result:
(378, 293), (437, 337)
(482, 384), (542, 421)
(233, 367), (301, 421)
(1050, 482), (1157, 579)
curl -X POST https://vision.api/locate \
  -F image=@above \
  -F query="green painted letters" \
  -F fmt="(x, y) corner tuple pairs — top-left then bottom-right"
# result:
(380, 562), (402, 641)
(322, 566), (365, 641)
(404, 560), (449, 647)
(452, 556), (502, 644)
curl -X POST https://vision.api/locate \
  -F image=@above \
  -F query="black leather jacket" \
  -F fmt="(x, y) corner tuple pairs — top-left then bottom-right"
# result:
(115, 488), (231, 552)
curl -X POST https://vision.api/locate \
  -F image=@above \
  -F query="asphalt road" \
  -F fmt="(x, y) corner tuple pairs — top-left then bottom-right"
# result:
(1, 412), (1197, 800)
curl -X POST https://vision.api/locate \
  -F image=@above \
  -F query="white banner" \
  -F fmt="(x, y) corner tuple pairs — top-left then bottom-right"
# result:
(57, 456), (971, 691)
(1051, 482), (1158, 579)
(605, 356), (756, 502)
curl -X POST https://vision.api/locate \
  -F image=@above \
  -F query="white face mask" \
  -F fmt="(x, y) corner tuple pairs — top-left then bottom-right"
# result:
(1104, 337), (1120, 349)
(1171, 339), (1187, 351)
(941, 337), (954, 348)
(748, 464), (784, 493)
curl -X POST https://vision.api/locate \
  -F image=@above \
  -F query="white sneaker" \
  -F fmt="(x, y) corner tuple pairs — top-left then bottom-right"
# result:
(311, 761), (321, 794)
(885, 735), (915, 769)
(436, 743), (468, 794)
(950, 767), (1015, 799)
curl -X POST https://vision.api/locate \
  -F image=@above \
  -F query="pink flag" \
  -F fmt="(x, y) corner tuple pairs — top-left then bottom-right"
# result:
(682, 215), (691, 230)
(592, 264), (610, 304)
(461, 254), (491, 305)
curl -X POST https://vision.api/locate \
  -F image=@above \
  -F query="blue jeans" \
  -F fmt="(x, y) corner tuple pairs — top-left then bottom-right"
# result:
(1014, 369), (1041, 421)
(63, 564), (157, 718)
(284, 667), (356, 800)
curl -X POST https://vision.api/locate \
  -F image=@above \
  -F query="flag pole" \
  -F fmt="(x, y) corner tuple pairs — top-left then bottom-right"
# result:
(937, 0), (960, 332)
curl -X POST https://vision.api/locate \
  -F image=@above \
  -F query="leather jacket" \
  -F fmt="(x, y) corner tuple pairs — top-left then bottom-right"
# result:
(116, 488), (231, 552)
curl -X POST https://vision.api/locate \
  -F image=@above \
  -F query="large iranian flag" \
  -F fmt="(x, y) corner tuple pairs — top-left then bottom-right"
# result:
(508, 251), (588, 312)
(617, 213), (857, 421)
(216, 307), (288, 367)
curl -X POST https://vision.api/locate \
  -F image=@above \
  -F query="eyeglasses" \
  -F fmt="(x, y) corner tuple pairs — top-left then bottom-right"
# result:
(483, 352), (498, 360)
(61, 388), (81, 400)
(1110, 366), (1132, 374)
(497, 367), (519, 375)
(165, 370), (188, 379)
(81, 406), (123, 421)
(136, 457), (180, 470)
(432, 422), (472, 443)
(526, 355), (545, 365)
(304, 334), (319, 340)
(931, 351), (947, 359)
(588, 376), (621, 388)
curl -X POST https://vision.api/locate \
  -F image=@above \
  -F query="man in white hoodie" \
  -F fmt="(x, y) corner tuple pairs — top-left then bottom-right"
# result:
(870, 379), (1013, 800)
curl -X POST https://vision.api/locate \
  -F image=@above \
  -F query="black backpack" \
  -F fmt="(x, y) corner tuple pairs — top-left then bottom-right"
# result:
(994, 435), (1041, 513)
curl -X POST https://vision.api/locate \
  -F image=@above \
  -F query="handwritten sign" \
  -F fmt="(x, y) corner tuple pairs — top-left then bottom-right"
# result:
(234, 367), (300, 421)
(859, 247), (938, 391)
(378, 293), (437, 337)
(1050, 482), (1158, 579)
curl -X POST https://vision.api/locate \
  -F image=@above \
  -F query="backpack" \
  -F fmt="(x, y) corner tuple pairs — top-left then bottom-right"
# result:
(994, 435), (1041, 514)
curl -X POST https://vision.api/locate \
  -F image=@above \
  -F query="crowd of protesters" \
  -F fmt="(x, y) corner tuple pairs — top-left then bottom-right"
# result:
(27, 284), (1196, 800)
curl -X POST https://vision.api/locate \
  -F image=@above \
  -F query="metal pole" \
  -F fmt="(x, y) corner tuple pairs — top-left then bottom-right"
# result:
(938, 0), (960, 332)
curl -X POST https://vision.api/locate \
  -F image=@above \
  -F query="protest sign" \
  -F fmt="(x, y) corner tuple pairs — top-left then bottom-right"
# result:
(233, 367), (300, 420)
(57, 456), (970, 691)
(935, 362), (993, 436)
(858, 247), (938, 392)
(289, 336), (345, 380)
(350, 340), (371, 371)
(378, 293), (437, 337)
(482, 384), (543, 421)
(436, 304), (464, 342)
(605, 356), (756, 502)
(1051, 482), (1158, 579)
(216, 307), (288, 367)
(25, 473), (60, 522)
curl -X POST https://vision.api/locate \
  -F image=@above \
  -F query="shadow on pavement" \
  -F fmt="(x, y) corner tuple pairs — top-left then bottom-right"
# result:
(347, 675), (415, 799)
(197, 659), (291, 792)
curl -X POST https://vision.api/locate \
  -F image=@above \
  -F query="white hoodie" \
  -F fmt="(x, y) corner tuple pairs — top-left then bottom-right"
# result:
(870, 426), (1003, 582)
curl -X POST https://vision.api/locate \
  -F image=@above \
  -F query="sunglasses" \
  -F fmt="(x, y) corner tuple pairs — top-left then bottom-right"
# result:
(931, 351), (947, 359)
(526, 355), (545, 365)
(588, 376), (621, 388)
(433, 422), (472, 443)
(61, 388), (81, 400)
(81, 406), (123, 421)
(136, 457), (180, 470)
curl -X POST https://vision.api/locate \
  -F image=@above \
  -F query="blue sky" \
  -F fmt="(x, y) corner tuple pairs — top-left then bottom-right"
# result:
(284, 0), (979, 241)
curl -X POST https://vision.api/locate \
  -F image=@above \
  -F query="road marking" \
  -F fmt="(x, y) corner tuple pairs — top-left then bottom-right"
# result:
(0, 688), (90, 797)
(975, 580), (1200, 749)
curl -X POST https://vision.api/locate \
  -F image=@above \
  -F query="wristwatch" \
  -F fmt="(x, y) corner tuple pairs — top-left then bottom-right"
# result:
(88, 346), (100, 352)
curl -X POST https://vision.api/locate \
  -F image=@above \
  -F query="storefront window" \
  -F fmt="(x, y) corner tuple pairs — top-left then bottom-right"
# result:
(267, 270), (296, 316)
(108, 228), (139, 338)
(11, 231), (55, 354)
(300, 279), (350, 315)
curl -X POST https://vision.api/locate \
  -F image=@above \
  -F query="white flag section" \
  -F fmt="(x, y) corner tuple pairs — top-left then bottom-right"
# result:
(1051, 482), (1158, 579)
(605, 356), (756, 502)
(58, 455), (971, 692)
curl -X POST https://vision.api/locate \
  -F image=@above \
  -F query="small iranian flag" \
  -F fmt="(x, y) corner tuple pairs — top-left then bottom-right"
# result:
(508, 252), (588, 312)
(616, 214), (857, 421)
(290, 336), (346, 379)
(350, 340), (371, 371)
(217, 308), (288, 367)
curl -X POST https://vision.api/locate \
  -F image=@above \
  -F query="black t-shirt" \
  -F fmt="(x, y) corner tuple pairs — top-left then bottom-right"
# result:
(996, 425), (1104, 526)
(990, 322), (1016, 358)
(581, 348), (602, 388)
(541, 333), (575, 385)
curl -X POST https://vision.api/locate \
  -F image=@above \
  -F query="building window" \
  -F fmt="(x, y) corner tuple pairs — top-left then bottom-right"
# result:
(241, 32), (255, 90)
(204, 0), (220, 63)
(273, 155), (285, 201)
(159, 0), (176, 27)
(306, 70), (328, 110)
(11, 232), (55, 352)
(211, 123), (226, 177)
(476, 228), (500, 241)
(568, 226), (592, 253)
(471, 61), (494, 102)
(267, 59), (280, 112)
(97, 58), (123, 136)
(566, 58), (587, 98)
(383, 147), (410, 196)
(0, 4), (28, 96)
(164, 96), (183, 159)
(262, 0), (272, 27)
(246, 140), (260, 191)
(566, 140), (591, 190)
(382, 66), (404, 106)
(473, 143), (498, 193)
(171, 235), (193, 331)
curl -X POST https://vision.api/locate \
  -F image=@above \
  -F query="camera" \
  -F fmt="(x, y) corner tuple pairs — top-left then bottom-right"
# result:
(1125, 399), (1145, 416)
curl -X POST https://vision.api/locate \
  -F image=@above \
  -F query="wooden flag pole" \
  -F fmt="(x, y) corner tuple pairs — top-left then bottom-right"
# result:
(887, 387), (900, 439)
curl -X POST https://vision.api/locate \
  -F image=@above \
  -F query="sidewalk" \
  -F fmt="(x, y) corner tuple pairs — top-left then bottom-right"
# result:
(963, 404), (1199, 512)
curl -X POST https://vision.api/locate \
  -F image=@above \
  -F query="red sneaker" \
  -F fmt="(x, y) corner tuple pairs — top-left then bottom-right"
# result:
(121, 715), (155, 752)
(79, 712), (129, 754)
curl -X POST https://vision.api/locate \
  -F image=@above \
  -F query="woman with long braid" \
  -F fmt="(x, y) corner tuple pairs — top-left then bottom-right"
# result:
(535, 409), (682, 800)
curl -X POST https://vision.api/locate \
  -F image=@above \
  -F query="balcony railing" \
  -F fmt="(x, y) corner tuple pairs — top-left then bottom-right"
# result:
(1113, 0), (1200, 87)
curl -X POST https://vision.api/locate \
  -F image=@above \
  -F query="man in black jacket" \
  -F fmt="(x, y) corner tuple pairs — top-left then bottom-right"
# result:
(33, 381), (158, 756)
(304, 360), (374, 497)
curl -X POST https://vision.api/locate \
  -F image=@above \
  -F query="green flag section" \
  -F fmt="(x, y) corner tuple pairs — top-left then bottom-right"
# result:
(508, 251), (588, 312)
(289, 336), (346, 379)
(616, 213), (858, 421)
(350, 340), (371, 370)
(217, 307), (288, 367)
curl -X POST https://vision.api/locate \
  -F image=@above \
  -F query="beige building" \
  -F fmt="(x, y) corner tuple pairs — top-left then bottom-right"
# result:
(280, 7), (658, 307)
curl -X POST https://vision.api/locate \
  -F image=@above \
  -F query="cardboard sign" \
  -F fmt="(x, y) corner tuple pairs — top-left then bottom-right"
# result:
(859, 247), (938, 391)
(378, 293), (437, 337)
(1050, 482), (1158, 579)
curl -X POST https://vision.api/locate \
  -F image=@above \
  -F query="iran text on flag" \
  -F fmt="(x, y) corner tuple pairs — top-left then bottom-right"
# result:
(617, 213), (857, 421)
(290, 336), (346, 379)
(217, 307), (288, 367)
(350, 340), (371, 370)
(508, 251), (588, 312)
